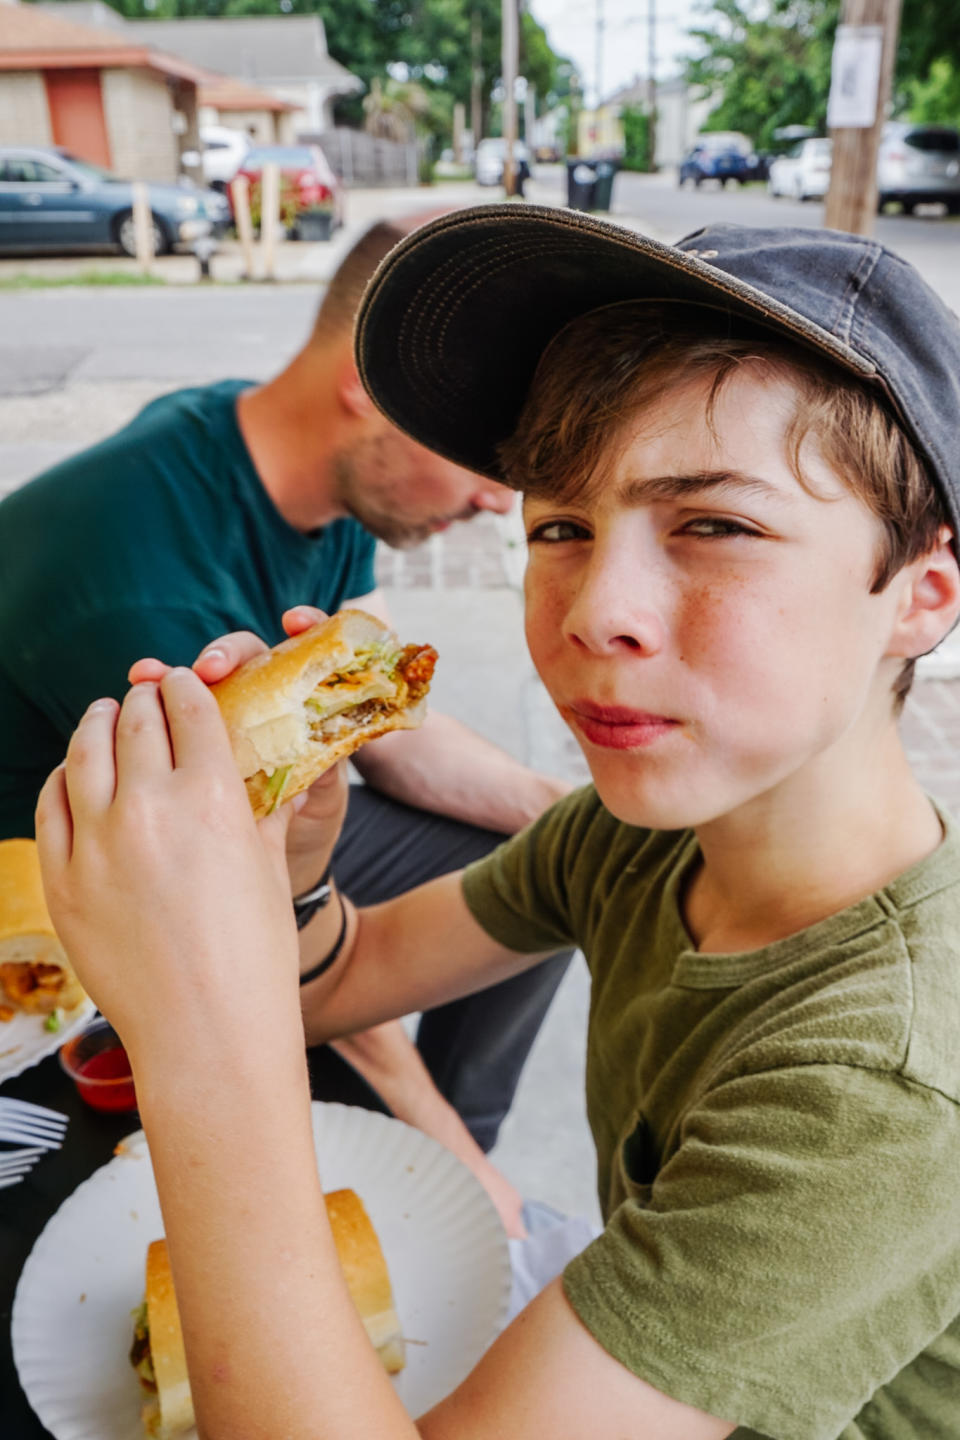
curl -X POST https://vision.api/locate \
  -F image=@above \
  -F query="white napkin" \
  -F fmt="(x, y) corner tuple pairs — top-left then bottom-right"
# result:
(506, 1202), (602, 1324)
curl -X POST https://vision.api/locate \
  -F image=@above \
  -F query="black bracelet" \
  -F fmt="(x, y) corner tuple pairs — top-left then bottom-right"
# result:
(293, 863), (333, 931)
(298, 892), (348, 987)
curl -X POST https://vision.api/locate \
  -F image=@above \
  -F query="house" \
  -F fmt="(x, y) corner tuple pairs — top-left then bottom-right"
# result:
(0, 0), (205, 181)
(197, 75), (297, 146)
(581, 75), (717, 169)
(114, 16), (362, 135)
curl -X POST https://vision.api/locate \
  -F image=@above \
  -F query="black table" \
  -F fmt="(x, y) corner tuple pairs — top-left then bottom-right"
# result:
(1, 1032), (388, 1438)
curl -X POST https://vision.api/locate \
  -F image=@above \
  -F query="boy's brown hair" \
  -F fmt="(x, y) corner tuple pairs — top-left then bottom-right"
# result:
(499, 303), (946, 709)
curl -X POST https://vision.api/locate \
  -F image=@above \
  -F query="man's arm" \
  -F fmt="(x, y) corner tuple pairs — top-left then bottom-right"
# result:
(347, 587), (571, 833)
(297, 870), (552, 1049)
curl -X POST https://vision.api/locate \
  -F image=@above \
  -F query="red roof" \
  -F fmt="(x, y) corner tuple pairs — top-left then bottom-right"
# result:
(0, 5), (206, 81)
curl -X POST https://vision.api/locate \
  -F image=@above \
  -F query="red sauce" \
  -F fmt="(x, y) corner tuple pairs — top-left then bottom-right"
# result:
(75, 1045), (137, 1111)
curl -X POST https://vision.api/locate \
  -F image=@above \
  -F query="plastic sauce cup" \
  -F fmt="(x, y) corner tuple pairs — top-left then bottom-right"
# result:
(59, 1017), (137, 1112)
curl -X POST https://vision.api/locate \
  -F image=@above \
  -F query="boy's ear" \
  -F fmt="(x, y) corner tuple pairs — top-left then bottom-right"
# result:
(337, 359), (376, 420)
(886, 528), (960, 660)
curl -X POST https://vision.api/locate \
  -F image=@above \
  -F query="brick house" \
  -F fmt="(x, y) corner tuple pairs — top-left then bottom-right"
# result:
(0, 0), (205, 182)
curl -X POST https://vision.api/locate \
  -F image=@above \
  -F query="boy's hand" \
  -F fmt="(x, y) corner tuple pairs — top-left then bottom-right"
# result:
(127, 607), (348, 890)
(35, 672), (301, 1069)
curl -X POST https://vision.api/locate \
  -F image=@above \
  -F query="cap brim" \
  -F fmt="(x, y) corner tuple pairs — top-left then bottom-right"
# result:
(354, 204), (877, 481)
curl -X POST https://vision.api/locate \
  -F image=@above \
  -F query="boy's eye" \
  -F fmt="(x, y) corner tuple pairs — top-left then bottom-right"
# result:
(679, 516), (762, 540)
(526, 519), (591, 544)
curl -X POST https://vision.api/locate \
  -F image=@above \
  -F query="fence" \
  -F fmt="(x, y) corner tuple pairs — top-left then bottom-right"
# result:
(301, 128), (420, 188)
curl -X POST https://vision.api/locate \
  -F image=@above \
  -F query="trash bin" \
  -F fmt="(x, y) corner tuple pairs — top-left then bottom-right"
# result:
(566, 159), (598, 211)
(297, 208), (333, 242)
(565, 158), (619, 212)
(591, 159), (619, 212)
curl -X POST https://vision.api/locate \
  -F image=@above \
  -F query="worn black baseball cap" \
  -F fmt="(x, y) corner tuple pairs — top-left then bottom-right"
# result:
(355, 204), (960, 544)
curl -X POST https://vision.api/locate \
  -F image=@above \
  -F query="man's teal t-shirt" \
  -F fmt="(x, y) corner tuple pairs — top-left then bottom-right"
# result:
(0, 380), (376, 839)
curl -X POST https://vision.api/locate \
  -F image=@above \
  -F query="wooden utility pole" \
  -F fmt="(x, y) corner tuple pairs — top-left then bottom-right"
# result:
(595, 0), (604, 116)
(471, 10), (483, 151)
(646, 0), (657, 171)
(824, 0), (902, 234)
(502, 0), (519, 195)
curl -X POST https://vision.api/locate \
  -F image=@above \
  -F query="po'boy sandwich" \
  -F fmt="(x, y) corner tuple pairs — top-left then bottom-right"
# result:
(210, 609), (437, 818)
(131, 1189), (405, 1438)
(0, 838), (86, 1020)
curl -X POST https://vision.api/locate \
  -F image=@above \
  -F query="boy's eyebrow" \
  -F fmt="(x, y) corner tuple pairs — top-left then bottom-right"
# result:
(614, 470), (786, 506)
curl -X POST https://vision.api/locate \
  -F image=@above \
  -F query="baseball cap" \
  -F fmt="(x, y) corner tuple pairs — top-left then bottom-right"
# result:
(355, 204), (960, 545)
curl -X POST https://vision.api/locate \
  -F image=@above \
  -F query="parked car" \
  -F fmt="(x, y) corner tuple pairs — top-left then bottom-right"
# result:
(474, 137), (533, 186)
(197, 125), (250, 193)
(677, 132), (755, 187)
(877, 122), (960, 214)
(231, 144), (344, 235)
(768, 138), (833, 201)
(0, 146), (227, 255)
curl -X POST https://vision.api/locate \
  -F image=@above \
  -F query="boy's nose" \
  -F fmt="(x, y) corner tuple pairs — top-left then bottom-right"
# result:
(563, 557), (667, 657)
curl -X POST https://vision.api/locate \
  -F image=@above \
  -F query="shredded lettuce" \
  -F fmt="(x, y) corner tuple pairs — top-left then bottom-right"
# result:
(264, 764), (293, 814)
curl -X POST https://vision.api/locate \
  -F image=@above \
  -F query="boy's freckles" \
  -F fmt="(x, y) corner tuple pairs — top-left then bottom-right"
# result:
(522, 369), (900, 830)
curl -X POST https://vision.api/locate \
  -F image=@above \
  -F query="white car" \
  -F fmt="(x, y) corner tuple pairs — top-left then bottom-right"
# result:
(768, 138), (832, 201)
(474, 138), (532, 186)
(198, 126), (250, 193)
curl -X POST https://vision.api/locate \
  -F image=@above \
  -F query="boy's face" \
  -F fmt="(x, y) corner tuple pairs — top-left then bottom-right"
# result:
(523, 368), (912, 832)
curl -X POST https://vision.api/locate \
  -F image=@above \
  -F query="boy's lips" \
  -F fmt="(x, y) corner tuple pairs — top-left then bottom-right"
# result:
(565, 699), (681, 750)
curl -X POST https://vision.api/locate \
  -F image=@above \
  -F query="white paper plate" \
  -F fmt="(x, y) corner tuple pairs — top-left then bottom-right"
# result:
(12, 1101), (512, 1437)
(0, 997), (97, 1085)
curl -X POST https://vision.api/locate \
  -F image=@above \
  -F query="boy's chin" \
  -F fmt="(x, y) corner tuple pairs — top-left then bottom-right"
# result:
(588, 770), (721, 833)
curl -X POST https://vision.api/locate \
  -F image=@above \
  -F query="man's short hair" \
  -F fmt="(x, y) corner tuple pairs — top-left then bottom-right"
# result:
(311, 220), (407, 340)
(499, 303), (946, 710)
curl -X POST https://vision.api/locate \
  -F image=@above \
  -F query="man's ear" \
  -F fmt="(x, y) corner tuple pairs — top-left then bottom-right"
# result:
(337, 359), (376, 420)
(887, 528), (960, 659)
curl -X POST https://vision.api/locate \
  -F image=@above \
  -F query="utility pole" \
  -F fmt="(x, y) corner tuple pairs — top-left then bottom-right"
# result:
(502, 0), (519, 195)
(471, 10), (483, 152)
(595, 0), (604, 114)
(646, 0), (657, 171)
(824, 0), (902, 234)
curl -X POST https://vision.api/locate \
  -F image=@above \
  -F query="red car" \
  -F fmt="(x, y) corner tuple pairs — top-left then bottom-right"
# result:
(231, 143), (344, 237)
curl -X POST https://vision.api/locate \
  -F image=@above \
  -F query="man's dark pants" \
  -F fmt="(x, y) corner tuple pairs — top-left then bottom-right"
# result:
(305, 784), (572, 1153)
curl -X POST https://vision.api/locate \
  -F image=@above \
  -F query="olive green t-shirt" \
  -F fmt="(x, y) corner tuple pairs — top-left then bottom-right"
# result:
(461, 787), (960, 1440)
(0, 380), (376, 839)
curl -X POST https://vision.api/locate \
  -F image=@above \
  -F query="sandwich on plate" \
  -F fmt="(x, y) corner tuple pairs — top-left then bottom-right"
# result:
(211, 609), (437, 818)
(0, 838), (86, 1022)
(131, 1188), (405, 1439)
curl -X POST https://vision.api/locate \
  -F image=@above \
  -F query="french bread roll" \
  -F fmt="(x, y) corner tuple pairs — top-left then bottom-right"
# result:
(210, 610), (437, 819)
(132, 1189), (405, 1438)
(0, 837), (86, 1015)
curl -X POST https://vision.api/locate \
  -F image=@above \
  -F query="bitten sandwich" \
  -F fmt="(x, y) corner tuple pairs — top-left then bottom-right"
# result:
(210, 609), (438, 818)
(0, 838), (86, 1020)
(131, 1189), (405, 1439)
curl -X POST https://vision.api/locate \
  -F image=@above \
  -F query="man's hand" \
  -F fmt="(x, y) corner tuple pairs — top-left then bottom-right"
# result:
(128, 606), (346, 894)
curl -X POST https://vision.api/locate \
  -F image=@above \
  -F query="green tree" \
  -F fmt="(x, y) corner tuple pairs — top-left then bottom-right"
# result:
(686, 0), (838, 150)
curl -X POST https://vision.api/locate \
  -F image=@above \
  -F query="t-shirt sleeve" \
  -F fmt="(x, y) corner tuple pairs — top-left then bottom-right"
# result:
(336, 524), (377, 606)
(563, 1062), (960, 1440)
(16, 604), (241, 738)
(460, 785), (604, 953)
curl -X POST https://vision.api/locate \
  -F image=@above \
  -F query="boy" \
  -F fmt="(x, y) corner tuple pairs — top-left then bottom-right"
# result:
(38, 210), (960, 1439)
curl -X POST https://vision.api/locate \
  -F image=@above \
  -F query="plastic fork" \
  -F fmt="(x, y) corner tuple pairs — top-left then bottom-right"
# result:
(0, 1146), (47, 1187)
(0, 1098), (68, 1150)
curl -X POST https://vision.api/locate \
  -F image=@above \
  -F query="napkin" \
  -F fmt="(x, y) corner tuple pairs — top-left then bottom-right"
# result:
(506, 1200), (602, 1323)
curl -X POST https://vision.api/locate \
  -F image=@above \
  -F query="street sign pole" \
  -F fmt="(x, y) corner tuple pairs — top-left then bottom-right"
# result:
(824, 0), (902, 235)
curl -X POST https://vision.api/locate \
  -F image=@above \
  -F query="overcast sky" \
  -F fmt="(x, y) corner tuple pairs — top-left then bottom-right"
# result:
(530, 0), (707, 107)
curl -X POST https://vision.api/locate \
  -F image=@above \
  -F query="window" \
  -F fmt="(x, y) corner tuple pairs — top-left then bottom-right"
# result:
(4, 159), (66, 183)
(904, 129), (960, 154)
